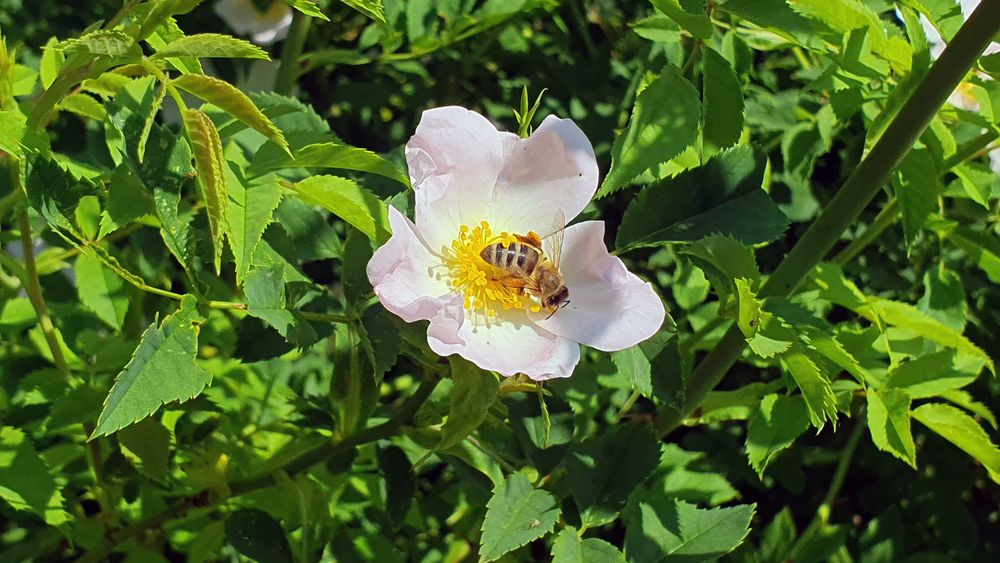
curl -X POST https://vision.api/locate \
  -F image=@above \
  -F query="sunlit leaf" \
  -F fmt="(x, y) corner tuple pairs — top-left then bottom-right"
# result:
(479, 473), (561, 562)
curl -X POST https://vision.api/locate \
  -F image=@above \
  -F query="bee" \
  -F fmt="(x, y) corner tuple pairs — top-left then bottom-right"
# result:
(480, 210), (570, 317)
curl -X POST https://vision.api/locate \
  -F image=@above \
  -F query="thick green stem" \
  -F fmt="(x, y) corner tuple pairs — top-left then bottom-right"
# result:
(655, 1), (1000, 437)
(274, 11), (312, 96)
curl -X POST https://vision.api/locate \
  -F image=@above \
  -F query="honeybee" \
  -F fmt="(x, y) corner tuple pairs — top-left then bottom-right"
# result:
(480, 211), (570, 317)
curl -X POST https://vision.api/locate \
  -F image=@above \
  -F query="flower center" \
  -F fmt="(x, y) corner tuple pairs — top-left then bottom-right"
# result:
(445, 221), (541, 318)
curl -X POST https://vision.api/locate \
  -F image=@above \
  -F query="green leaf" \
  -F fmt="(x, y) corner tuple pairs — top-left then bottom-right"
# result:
(283, 0), (331, 21)
(118, 416), (171, 481)
(182, 108), (228, 274)
(338, 0), (386, 23)
(624, 498), (755, 563)
(0, 109), (26, 157)
(376, 445), (414, 526)
(616, 145), (788, 251)
(760, 508), (796, 563)
(564, 424), (661, 527)
(224, 165), (283, 285)
(551, 526), (625, 562)
(0, 427), (70, 526)
(681, 234), (760, 305)
(863, 298), (994, 374)
(649, 0), (712, 39)
(360, 305), (401, 382)
(950, 227), (1000, 285)
(92, 295), (211, 438)
(248, 139), (409, 186)
(884, 350), (981, 399)
(866, 388), (916, 468)
(244, 264), (318, 345)
(912, 403), (1000, 482)
(788, 0), (911, 73)
(225, 508), (294, 563)
(746, 394), (811, 477)
(287, 175), (391, 242)
(60, 29), (139, 57)
(894, 148), (943, 248)
(438, 357), (500, 451)
(599, 64), (701, 195)
(612, 328), (678, 398)
(172, 73), (289, 154)
(702, 48), (744, 152)
(75, 253), (130, 330)
(58, 92), (106, 121)
(25, 156), (100, 237)
(479, 473), (561, 562)
(151, 33), (269, 60)
(781, 344), (838, 428)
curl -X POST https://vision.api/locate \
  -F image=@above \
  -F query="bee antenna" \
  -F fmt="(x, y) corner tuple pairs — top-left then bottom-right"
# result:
(545, 308), (558, 320)
(561, 300), (570, 309)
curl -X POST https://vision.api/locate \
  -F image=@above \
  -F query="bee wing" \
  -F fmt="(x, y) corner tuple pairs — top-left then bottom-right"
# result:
(542, 209), (567, 269)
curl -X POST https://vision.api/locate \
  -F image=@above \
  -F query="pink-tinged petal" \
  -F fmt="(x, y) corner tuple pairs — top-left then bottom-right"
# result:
(367, 206), (458, 323)
(488, 115), (599, 234)
(405, 107), (505, 253)
(532, 222), (665, 351)
(428, 312), (580, 381)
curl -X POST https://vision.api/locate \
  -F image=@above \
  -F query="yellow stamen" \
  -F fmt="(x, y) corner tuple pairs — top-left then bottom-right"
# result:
(445, 221), (541, 318)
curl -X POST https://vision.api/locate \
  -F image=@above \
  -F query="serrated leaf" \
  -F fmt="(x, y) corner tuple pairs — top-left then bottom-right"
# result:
(244, 264), (317, 345)
(884, 350), (981, 399)
(0, 109), (26, 157)
(564, 424), (662, 528)
(152, 33), (269, 60)
(25, 156), (100, 237)
(438, 356), (499, 451)
(0, 427), (70, 526)
(746, 394), (811, 476)
(551, 526), (625, 562)
(950, 227), (1000, 285)
(360, 305), (401, 381)
(624, 499), (755, 563)
(599, 64), (701, 195)
(782, 344), (838, 428)
(866, 388), (916, 468)
(479, 473), (561, 562)
(225, 508), (294, 563)
(183, 108), (228, 273)
(339, 0), (386, 23)
(681, 234), (759, 305)
(118, 416), (171, 481)
(863, 298), (994, 374)
(616, 145), (787, 251)
(60, 29), (138, 57)
(92, 295), (211, 437)
(172, 73), (289, 154)
(248, 139), (409, 186)
(702, 47), (744, 152)
(224, 165), (282, 285)
(912, 403), (1000, 483)
(75, 253), (130, 330)
(287, 175), (391, 242)
(612, 328), (678, 398)
(788, 0), (911, 73)
(58, 92), (106, 121)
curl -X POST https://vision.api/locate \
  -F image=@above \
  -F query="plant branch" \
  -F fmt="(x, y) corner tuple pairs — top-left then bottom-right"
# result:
(75, 374), (441, 563)
(275, 11), (312, 96)
(654, 0), (1000, 437)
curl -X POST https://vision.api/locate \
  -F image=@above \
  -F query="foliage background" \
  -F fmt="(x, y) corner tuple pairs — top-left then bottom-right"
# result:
(1, 0), (999, 561)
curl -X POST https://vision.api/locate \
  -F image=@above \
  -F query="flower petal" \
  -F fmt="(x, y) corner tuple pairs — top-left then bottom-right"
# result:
(489, 115), (599, 234)
(531, 221), (665, 351)
(367, 206), (458, 323)
(405, 107), (506, 253)
(428, 312), (580, 381)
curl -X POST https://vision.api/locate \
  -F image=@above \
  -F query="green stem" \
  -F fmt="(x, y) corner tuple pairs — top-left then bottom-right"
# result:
(568, 0), (597, 59)
(275, 11), (312, 96)
(788, 418), (866, 558)
(654, 0), (1000, 437)
(77, 374), (440, 563)
(17, 211), (70, 378)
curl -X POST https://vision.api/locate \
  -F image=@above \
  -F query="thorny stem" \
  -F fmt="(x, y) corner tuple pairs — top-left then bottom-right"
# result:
(75, 374), (442, 563)
(654, 0), (1000, 437)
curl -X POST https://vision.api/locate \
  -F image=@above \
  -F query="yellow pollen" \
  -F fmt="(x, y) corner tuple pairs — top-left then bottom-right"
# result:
(445, 221), (541, 318)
